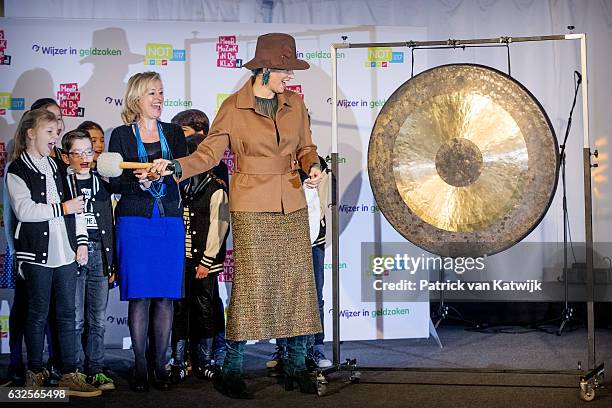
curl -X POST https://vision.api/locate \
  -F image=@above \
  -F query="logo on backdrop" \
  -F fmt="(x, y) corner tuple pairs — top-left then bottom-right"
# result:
(365, 47), (404, 68)
(0, 142), (6, 177)
(324, 154), (348, 165)
(0, 30), (12, 65)
(57, 83), (85, 117)
(0, 92), (25, 116)
(219, 249), (234, 282)
(214, 93), (235, 174)
(103, 96), (192, 108)
(31, 43), (122, 58)
(286, 84), (304, 99)
(326, 97), (387, 109)
(144, 43), (185, 66)
(336, 307), (411, 320)
(216, 93), (231, 113)
(222, 149), (235, 175)
(296, 50), (346, 61)
(106, 315), (128, 325)
(339, 202), (380, 214)
(216, 36), (241, 68)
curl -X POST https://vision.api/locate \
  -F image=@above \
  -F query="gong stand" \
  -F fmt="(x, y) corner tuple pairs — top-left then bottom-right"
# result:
(433, 263), (482, 329)
(324, 33), (603, 400)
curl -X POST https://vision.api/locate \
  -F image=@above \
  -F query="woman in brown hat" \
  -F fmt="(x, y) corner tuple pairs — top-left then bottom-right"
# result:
(151, 33), (323, 399)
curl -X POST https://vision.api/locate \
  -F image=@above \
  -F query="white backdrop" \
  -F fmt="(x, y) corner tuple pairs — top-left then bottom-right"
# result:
(0, 18), (436, 347)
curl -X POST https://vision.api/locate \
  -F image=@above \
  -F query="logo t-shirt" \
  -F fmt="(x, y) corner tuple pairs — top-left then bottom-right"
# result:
(76, 177), (101, 242)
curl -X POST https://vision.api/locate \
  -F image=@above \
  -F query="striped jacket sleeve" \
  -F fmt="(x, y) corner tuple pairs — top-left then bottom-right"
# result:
(75, 212), (89, 246)
(199, 189), (230, 268)
(6, 173), (65, 222)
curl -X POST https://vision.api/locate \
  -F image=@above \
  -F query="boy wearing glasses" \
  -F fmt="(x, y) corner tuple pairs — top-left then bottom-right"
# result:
(61, 129), (115, 391)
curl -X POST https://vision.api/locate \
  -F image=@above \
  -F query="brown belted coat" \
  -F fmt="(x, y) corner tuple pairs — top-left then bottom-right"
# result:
(177, 77), (319, 213)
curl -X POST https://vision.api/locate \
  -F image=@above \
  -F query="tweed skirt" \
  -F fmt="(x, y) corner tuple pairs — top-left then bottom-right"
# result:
(226, 208), (322, 341)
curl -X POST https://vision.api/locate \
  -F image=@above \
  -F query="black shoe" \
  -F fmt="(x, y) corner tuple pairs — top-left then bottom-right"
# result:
(305, 354), (317, 372)
(152, 370), (172, 391)
(6, 363), (25, 386)
(46, 364), (61, 387)
(214, 373), (254, 399)
(152, 377), (172, 391)
(266, 345), (287, 377)
(129, 367), (149, 392)
(197, 364), (221, 381)
(131, 376), (150, 392)
(170, 364), (187, 384)
(285, 370), (317, 394)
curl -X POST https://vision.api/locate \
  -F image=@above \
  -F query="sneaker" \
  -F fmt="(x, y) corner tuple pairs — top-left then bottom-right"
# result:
(199, 364), (221, 381)
(88, 372), (115, 391)
(59, 372), (102, 397)
(311, 349), (332, 368)
(25, 369), (49, 387)
(170, 364), (188, 384)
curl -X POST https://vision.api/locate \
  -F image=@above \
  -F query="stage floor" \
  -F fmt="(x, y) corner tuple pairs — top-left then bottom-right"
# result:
(1, 325), (610, 407)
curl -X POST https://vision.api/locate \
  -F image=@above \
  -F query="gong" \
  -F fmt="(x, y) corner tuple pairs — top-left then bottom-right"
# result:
(368, 64), (559, 257)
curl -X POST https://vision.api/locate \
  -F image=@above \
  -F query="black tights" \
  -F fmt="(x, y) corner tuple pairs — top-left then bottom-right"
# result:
(128, 298), (173, 379)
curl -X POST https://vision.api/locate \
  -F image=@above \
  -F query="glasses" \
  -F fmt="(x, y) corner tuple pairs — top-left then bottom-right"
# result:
(68, 149), (94, 158)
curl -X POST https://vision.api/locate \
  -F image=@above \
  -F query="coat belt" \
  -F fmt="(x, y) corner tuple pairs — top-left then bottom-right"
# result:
(235, 155), (298, 175)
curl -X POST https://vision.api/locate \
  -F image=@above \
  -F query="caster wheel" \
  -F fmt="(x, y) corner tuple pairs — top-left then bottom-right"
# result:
(580, 386), (595, 401)
(349, 371), (361, 384)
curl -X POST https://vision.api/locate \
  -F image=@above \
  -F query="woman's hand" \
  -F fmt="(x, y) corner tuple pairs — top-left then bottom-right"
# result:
(133, 169), (153, 189)
(304, 167), (323, 189)
(150, 159), (174, 176)
(64, 196), (85, 214)
(76, 245), (88, 267)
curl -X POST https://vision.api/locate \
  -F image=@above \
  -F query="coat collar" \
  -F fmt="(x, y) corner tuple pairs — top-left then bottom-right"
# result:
(235, 77), (292, 111)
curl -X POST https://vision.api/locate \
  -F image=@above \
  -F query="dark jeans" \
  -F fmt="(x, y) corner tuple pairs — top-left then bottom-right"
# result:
(128, 298), (173, 379)
(9, 276), (60, 372)
(9, 275), (27, 369)
(22, 262), (78, 374)
(224, 335), (307, 377)
(75, 244), (109, 375)
(307, 244), (325, 350)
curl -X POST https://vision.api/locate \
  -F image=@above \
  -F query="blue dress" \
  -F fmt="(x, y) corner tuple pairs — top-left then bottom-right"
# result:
(117, 201), (184, 300)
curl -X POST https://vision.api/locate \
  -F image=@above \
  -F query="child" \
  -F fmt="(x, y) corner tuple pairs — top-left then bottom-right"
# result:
(6, 109), (101, 397)
(61, 129), (115, 390)
(4, 99), (65, 385)
(76, 121), (105, 168)
(169, 109), (229, 382)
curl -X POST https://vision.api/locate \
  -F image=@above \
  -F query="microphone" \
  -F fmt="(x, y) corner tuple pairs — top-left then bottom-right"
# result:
(66, 167), (79, 198)
(96, 152), (175, 178)
(575, 70), (582, 84)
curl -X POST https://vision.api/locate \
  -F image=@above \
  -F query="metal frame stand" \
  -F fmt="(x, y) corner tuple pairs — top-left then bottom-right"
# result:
(322, 33), (604, 401)
(433, 264), (482, 329)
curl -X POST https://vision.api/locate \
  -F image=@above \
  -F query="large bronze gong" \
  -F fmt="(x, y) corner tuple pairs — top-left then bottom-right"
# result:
(368, 64), (559, 257)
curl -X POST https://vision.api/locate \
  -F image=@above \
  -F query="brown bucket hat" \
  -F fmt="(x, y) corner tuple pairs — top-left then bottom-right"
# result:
(243, 33), (309, 71)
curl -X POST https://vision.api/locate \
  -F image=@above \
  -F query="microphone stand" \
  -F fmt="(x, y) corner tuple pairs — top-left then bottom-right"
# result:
(540, 71), (583, 335)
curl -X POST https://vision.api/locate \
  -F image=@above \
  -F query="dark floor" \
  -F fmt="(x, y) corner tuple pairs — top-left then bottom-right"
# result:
(1, 325), (611, 407)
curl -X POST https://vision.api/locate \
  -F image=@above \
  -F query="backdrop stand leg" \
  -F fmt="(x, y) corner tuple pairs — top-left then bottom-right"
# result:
(429, 318), (443, 349)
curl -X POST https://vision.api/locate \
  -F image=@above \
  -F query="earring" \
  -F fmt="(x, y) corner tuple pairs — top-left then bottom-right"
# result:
(262, 68), (270, 85)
